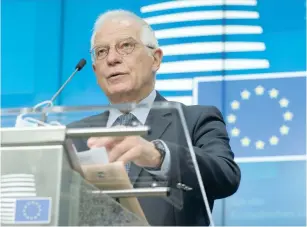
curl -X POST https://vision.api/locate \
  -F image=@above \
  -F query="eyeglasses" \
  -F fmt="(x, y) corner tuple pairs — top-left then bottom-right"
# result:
(90, 38), (155, 61)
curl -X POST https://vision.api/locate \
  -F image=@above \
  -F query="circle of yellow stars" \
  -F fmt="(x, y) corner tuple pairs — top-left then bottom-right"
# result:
(227, 85), (293, 150)
(22, 201), (42, 220)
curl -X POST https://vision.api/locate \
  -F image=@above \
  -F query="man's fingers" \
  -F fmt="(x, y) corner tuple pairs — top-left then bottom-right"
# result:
(116, 146), (141, 164)
(102, 137), (124, 150)
(87, 137), (108, 148)
(87, 137), (99, 147)
(108, 139), (134, 162)
(87, 136), (124, 148)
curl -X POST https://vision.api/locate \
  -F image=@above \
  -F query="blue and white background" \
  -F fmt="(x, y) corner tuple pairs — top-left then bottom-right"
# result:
(1, 0), (306, 226)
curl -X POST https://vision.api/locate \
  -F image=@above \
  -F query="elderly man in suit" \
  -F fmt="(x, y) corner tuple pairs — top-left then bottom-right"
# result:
(70, 9), (241, 226)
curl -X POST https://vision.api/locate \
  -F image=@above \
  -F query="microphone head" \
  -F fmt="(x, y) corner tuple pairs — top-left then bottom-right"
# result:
(75, 58), (87, 71)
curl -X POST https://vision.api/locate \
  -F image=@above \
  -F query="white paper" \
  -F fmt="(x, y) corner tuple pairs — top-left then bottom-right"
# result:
(76, 147), (109, 165)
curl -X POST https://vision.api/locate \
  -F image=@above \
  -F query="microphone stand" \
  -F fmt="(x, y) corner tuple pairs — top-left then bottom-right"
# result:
(40, 59), (87, 123)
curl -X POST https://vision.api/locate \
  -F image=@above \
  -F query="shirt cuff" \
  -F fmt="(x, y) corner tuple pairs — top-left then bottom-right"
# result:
(146, 140), (171, 177)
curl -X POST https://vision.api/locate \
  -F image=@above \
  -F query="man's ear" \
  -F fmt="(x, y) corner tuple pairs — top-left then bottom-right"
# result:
(92, 63), (96, 72)
(152, 48), (163, 73)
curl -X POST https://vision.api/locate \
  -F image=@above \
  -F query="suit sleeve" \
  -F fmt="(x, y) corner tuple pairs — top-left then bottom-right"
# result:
(164, 106), (241, 200)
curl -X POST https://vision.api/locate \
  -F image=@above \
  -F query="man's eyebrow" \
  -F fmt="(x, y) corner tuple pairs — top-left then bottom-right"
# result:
(93, 43), (108, 48)
(117, 36), (137, 42)
(94, 36), (136, 47)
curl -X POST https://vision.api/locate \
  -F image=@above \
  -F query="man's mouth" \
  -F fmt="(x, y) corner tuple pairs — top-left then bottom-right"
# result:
(108, 72), (126, 78)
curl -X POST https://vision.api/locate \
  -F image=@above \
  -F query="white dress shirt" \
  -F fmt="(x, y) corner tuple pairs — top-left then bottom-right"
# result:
(106, 89), (170, 177)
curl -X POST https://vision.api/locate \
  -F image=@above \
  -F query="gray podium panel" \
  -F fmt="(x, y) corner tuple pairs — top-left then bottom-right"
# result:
(0, 127), (148, 226)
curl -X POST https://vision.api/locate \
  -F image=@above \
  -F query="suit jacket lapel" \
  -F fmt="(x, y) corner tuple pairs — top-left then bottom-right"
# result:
(89, 111), (109, 128)
(144, 91), (173, 141)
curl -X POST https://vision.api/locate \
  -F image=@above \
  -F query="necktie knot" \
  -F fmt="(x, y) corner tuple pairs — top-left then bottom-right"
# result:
(113, 113), (141, 127)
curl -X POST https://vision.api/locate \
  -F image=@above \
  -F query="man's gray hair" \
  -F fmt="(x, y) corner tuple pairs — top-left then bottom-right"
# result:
(90, 9), (159, 51)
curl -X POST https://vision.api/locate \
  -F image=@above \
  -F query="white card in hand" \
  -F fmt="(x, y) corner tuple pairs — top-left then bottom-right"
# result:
(76, 147), (109, 165)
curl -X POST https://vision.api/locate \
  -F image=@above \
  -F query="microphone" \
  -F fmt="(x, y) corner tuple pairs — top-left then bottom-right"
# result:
(39, 58), (87, 122)
(49, 58), (87, 104)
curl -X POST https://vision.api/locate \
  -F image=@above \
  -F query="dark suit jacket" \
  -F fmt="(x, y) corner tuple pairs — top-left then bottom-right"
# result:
(67, 92), (241, 226)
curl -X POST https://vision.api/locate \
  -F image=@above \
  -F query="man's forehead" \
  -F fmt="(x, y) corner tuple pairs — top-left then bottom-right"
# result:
(94, 19), (140, 44)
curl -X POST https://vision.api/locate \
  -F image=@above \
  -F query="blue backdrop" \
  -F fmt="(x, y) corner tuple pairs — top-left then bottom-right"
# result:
(1, 0), (306, 226)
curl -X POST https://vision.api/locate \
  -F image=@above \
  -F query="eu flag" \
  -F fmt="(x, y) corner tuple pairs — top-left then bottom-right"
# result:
(14, 198), (51, 224)
(196, 73), (306, 158)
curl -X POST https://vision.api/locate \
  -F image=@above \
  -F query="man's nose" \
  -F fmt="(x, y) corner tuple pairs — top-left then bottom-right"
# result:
(106, 47), (122, 66)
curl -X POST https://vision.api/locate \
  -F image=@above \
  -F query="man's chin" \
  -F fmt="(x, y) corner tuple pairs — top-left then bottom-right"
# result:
(108, 86), (131, 95)
(107, 87), (136, 103)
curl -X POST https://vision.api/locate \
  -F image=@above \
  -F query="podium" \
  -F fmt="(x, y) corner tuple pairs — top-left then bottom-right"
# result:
(0, 103), (214, 226)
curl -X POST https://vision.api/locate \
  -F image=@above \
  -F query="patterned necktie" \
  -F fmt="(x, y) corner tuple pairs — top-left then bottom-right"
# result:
(112, 113), (141, 172)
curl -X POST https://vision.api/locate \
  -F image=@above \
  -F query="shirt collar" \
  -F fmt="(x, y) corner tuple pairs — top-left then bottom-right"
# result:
(107, 89), (157, 127)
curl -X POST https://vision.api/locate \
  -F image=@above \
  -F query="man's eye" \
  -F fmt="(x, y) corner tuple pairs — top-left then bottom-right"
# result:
(120, 42), (134, 49)
(97, 48), (107, 56)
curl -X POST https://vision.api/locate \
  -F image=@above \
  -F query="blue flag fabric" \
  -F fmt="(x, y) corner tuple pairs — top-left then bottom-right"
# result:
(14, 198), (51, 224)
(196, 74), (306, 158)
